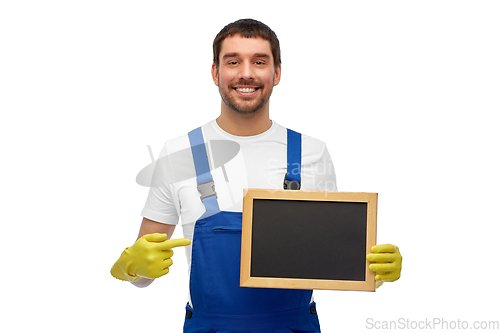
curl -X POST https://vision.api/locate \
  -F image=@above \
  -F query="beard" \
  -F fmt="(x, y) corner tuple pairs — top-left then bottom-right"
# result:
(218, 79), (273, 116)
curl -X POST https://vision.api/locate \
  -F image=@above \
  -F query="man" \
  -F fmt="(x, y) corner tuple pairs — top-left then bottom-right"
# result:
(111, 19), (402, 332)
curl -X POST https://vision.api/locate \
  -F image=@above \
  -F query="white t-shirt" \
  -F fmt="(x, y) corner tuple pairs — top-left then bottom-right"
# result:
(141, 119), (337, 266)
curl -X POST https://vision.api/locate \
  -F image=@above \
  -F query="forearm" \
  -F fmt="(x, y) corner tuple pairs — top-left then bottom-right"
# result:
(131, 277), (155, 288)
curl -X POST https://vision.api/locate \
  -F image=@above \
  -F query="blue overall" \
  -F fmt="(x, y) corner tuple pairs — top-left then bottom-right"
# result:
(184, 127), (321, 333)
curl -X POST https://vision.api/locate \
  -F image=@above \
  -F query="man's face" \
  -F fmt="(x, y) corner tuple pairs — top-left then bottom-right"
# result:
(212, 34), (281, 116)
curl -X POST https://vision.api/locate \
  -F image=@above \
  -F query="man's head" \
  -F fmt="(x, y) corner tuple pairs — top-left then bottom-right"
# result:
(212, 19), (281, 117)
(213, 19), (281, 70)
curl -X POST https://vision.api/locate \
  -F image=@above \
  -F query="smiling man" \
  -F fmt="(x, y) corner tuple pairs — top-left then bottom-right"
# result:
(111, 19), (402, 333)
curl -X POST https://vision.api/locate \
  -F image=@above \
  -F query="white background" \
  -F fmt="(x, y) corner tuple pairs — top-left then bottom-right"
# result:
(1, 1), (499, 332)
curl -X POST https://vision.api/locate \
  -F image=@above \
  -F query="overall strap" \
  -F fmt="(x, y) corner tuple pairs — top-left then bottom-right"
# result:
(188, 127), (220, 213)
(284, 128), (302, 190)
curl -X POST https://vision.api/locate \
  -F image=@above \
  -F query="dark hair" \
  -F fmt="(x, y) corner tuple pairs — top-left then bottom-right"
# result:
(213, 19), (281, 69)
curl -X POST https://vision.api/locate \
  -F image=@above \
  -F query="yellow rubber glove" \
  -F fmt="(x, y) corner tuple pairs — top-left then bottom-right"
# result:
(366, 244), (402, 285)
(111, 233), (191, 282)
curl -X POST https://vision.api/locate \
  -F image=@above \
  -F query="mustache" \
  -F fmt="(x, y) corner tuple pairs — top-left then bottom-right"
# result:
(231, 80), (262, 88)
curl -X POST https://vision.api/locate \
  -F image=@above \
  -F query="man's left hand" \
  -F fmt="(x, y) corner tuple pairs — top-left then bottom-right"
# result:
(366, 244), (402, 287)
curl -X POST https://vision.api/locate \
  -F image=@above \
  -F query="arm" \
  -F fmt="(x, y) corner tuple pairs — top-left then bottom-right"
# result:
(130, 218), (177, 288)
(112, 140), (186, 287)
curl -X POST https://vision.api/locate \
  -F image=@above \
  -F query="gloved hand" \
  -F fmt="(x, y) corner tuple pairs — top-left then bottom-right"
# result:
(111, 233), (191, 282)
(366, 244), (402, 287)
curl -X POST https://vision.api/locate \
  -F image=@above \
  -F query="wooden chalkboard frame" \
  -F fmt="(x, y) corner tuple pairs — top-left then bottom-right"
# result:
(241, 189), (377, 292)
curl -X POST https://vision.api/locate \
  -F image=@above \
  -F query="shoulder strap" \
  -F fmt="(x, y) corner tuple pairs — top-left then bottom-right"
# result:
(284, 128), (302, 190)
(188, 127), (220, 213)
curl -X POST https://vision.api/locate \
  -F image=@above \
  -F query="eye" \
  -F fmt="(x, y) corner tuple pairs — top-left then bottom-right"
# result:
(255, 61), (264, 65)
(228, 61), (238, 65)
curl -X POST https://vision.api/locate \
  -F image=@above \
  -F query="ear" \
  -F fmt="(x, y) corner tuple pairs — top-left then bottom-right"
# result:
(211, 63), (219, 86)
(273, 64), (281, 86)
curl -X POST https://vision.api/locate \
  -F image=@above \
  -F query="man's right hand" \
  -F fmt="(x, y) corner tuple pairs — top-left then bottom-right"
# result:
(111, 233), (191, 282)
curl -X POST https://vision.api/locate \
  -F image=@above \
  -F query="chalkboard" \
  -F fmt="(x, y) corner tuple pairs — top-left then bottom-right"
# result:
(241, 189), (377, 292)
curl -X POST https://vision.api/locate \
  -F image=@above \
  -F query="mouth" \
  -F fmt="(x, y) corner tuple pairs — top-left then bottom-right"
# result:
(233, 86), (260, 96)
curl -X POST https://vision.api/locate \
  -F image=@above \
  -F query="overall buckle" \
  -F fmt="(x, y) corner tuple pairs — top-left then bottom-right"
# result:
(197, 180), (217, 201)
(283, 173), (301, 190)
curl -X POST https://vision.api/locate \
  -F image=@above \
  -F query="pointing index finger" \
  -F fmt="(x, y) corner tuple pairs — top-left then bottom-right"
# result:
(163, 238), (191, 249)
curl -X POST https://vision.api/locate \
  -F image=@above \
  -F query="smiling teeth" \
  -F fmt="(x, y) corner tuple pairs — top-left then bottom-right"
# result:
(236, 87), (256, 93)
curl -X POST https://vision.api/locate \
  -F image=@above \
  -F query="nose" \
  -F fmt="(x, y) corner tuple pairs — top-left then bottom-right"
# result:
(238, 61), (254, 80)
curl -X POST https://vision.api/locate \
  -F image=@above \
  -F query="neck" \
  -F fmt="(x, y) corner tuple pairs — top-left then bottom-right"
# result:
(216, 102), (272, 136)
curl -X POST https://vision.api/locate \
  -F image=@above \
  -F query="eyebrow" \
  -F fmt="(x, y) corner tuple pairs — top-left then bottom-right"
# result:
(254, 53), (271, 59)
(222, 52), (271, 60)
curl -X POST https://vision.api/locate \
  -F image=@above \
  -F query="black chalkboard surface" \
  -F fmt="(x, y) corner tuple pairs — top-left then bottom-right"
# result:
(241, 189), (377, 292)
